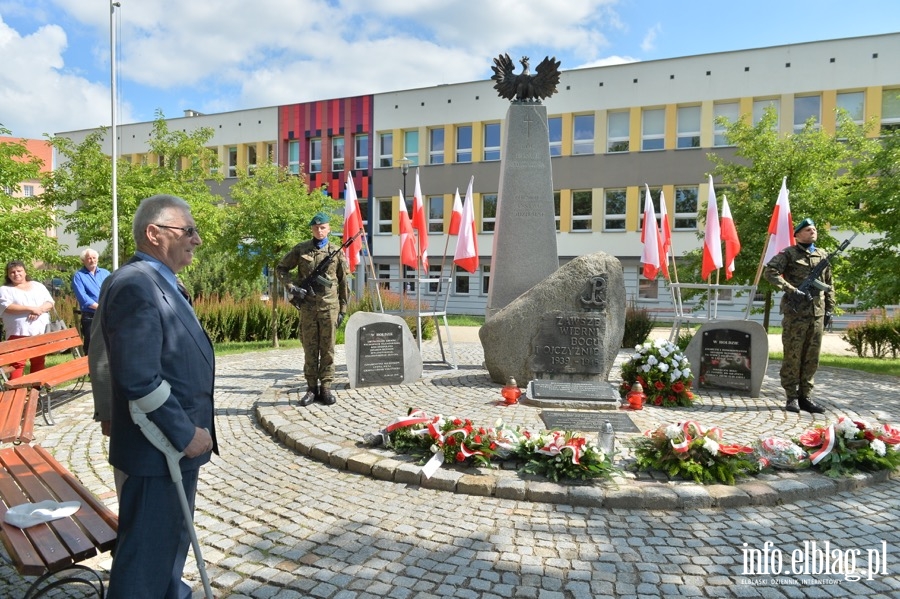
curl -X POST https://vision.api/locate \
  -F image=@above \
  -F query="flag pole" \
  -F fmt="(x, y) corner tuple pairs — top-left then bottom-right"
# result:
(753, 236), (773, 287)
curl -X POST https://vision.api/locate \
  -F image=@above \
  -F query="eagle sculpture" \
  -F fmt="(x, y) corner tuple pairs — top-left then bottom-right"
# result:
(491, 54), (561, 103)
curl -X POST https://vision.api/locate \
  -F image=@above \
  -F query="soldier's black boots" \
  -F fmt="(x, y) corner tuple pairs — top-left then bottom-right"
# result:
(319, 386), (336, 405)
(299, 387), (317, 407)
(785, 398), (800, 413)
(798, 396), (825, 414)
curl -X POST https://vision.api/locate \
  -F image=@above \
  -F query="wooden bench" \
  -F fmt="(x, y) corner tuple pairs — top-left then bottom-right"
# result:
(0, 443), (117, 598)
(0, 329), (90, 426)
(0, 388), (38, 445)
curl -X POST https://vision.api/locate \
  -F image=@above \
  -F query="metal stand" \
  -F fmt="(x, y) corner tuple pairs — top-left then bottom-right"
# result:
(668, 283), (758, 341)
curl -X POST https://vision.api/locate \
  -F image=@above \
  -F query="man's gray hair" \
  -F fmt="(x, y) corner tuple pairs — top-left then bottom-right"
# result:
(132, 194), (192, 249)
(80, 248), (99, 260)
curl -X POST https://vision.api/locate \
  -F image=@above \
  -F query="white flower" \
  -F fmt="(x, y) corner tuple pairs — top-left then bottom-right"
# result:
(682, 367), (692, 378)
(703, 438), (720, 456)
(631, 353), (642, 360)
(836, 417), (859, 440)
(871, 439), (886, 457)
(665, 424), (682, 439)
(658, 363), (669, 372)
(659, 347), (671, 359)
(641, 364), (652, 373)
(671, 368), (682, 380)
(647, 355), (659, 366)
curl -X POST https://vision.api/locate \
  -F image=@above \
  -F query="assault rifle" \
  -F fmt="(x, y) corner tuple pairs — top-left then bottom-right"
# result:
(787, 232), (857, 313)
(288, 229), (362, 309)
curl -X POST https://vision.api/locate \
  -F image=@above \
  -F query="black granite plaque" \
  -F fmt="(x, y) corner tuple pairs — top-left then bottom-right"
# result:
(540, 411), (640, 434)
(530, 311), (607, 375)
(357, 322), (404, 386)
(699, 328), (752, 392)
(531, 379), (618, 401)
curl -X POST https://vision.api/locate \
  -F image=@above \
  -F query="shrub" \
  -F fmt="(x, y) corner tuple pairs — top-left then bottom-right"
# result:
(840, 311), (900, 358)
(622, 301), (655, 348)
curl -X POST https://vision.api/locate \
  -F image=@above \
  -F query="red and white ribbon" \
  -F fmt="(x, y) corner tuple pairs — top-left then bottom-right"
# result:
(809, 424), (836, 465)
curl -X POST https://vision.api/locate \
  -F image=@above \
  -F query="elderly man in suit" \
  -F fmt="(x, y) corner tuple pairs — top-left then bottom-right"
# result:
(101, 194), (216, 599)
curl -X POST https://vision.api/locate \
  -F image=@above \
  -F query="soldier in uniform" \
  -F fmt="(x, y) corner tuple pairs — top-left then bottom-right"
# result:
(276, 212), (349, 406)
(764, 218), (834, 414)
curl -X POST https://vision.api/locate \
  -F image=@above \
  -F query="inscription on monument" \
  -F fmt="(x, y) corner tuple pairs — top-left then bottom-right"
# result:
(531, 379), (618, 401)
(530, 311), (608, 375)
(699, 329), (752, 392)
(357, 322), (405, 386)
(540, 411), (640, 434)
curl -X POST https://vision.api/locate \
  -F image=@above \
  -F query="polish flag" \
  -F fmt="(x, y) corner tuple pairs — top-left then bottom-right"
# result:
(449, 188), (463, 235)
(701, 175), (723, 280)
(398, 190), (418, 269)
(657, 188), (671, 279)
(762, 177), (795, 265)
(342, 176), (363, 272)
(411, 168), (429, 270)
(720, 195), (741, 280)
(639, 185), (662, 280)
(453, 176), (479, 273)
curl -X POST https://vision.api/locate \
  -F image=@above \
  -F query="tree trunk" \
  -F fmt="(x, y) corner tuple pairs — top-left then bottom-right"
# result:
(762, 289), (773, 332)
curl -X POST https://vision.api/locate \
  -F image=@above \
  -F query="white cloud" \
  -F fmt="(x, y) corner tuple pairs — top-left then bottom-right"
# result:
(641, 23), (661, 53)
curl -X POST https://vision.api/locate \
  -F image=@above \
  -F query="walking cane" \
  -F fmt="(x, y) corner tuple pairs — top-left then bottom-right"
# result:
(130, 403), (215, 599)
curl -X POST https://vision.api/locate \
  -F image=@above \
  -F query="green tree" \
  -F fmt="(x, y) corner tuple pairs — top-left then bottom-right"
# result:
(686, 108), (877, 327)
(843, 129), (900, 309)
(42, 113), (224, 267)
(216, 160), (341, 345)
(0, 127), (65, 269)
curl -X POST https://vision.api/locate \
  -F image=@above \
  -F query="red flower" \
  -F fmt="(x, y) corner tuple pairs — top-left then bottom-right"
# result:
(452, 418), (462, 426)
(446, 437), (458, 446)
(719, 444), (754, 455)
(880, 423), (900, 445)
(655, 381), (665, 390)
(799, 429), (824, 447)
(654, 397), (663, 405)
(489, 442), (497, 450)
(672, 381), (685, 393)
(474, 435), (482, 444)
(456, 452), (465, 462)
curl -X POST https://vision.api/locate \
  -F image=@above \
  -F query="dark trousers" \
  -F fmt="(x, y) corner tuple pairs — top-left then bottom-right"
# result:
(80, 312), (94, 353)
(107, 469), (199, 599)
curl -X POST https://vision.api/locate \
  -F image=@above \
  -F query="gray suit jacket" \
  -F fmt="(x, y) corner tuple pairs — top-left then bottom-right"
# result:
(101, 256), (216, 477)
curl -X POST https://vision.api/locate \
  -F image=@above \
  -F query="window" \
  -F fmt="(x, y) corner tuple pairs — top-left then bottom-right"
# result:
(836, 92), (865, 127)
(676, 106), (701, 149)
(377, 264), (391, 290)
(266, 143), (276, 163)
(548, 117), (562, 156)
(23, 185), (34, 197)
(604, 189), (626, 231)
(572, 190), (592, 231)
(227, 146), (237, 178)
(673, 186), (699, 230)
(354, 134), (368, 170)
(481, 193), (497, 232)
(403, 130), (418, 166)
(332, 137), (345, 172)
(455, 271), (470, 294)
(428, 264), (442, 293)
(794, 95), (821, 132)
(481, 265), (490, 296)
(607, 111), (629, 153)
(553, 191), (561, 231)
(247, 145), (257, 174)
(641, 109), (665, 151)
(753, 99), (780, 128)
(428, 128), (444, 165)
(639, 275), (659, 299)
(376, 198), (393, 234)
(881, 88), (900, 134)
(572, 114), (594, 155)
(427, 196), (443, 233)
(483, 123), (501, 161)
(288, 141), (300, 175)
(378, 133), (393, 168)
(358, 198), (369, 232)
(309, 138), (322, 173)
(456, 125), (472, 162)
(714, 102), (740, 146)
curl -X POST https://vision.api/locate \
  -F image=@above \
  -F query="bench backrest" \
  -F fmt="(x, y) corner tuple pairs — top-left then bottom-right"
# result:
(0, 329), (83, 367)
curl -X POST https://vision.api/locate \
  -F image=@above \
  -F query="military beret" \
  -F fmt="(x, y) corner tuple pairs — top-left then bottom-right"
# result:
(794, 218), (815, 235)
(309, 212), (330, 226)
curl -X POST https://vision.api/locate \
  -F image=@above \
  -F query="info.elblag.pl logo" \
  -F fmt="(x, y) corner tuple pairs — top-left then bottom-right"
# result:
(741, 540), (890, 582)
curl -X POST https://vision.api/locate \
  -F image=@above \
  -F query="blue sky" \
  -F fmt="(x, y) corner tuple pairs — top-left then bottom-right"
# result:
(2, 0), (899, 139)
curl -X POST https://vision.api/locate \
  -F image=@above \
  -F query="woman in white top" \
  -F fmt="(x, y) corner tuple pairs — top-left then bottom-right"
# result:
(0, 260), (55, 379)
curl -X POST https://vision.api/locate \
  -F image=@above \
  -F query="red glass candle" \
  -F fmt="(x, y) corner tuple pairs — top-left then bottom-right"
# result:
(501, 377), (522, 405)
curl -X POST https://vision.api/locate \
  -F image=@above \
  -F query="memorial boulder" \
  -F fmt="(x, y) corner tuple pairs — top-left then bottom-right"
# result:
(479, 252), (626, 386)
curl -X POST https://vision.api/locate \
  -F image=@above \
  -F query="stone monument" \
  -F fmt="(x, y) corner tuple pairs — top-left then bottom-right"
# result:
(344, 312), (423, 389)
(485, 54), (562, 319)
(684, 320), (769, 398)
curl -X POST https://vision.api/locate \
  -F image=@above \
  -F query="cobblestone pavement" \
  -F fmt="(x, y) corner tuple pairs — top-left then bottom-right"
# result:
(3, 338), (899, 598)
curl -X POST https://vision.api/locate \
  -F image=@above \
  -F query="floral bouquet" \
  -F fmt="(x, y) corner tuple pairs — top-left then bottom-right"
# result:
(796, 416), (900, 477)
(620, 339), (695, 407)
(514, 429), (616, 482)
(632, 421), (757, 485)
(755, 437), (810, 470)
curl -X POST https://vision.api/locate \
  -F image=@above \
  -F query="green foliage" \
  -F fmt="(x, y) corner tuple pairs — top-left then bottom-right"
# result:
(347, 288), (435, 340)
(0, 128), (65, 267)
(622, 301), (655, 347)
(193, 295), (300, 343)
(179, 248), (265, 301)
(796, 416), (900, 478)
(514, 429), (617, 482)
(840, 310), (900, 358)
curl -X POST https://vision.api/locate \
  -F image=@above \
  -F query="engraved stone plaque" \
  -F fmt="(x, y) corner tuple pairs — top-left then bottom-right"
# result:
(357, 322), (405, 386)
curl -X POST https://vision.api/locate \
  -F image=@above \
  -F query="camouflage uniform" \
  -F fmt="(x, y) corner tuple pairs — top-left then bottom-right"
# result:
(764, 244), (835, 404)
(276, 239), (349, 393)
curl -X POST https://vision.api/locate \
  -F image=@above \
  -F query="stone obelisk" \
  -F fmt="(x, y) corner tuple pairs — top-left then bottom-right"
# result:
(485, 102), (560, 319)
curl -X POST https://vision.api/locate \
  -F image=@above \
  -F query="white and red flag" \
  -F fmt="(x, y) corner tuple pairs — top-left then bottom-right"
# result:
(398, 190), (418, 269)
(657, 188), (671, 279)
(639, 184), (662, 280)
(762, 177), (795, 265)
(449, 188), (463, 235)
(342, 176), (363, 272)
(701, 175), (723, 280)
(411, 168), (429, 270)
(453, 176), (479, 273)
(720, 195), (741, 280)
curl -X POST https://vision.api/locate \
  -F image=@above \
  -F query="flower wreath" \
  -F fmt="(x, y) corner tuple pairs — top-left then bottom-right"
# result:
(796, 416), (900, 477)
(620, 339), (695, 407)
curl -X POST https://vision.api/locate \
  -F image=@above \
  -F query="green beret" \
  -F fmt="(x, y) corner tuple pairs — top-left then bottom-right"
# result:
(794, 218), (815, 235)
(309, 212), (330, 226)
